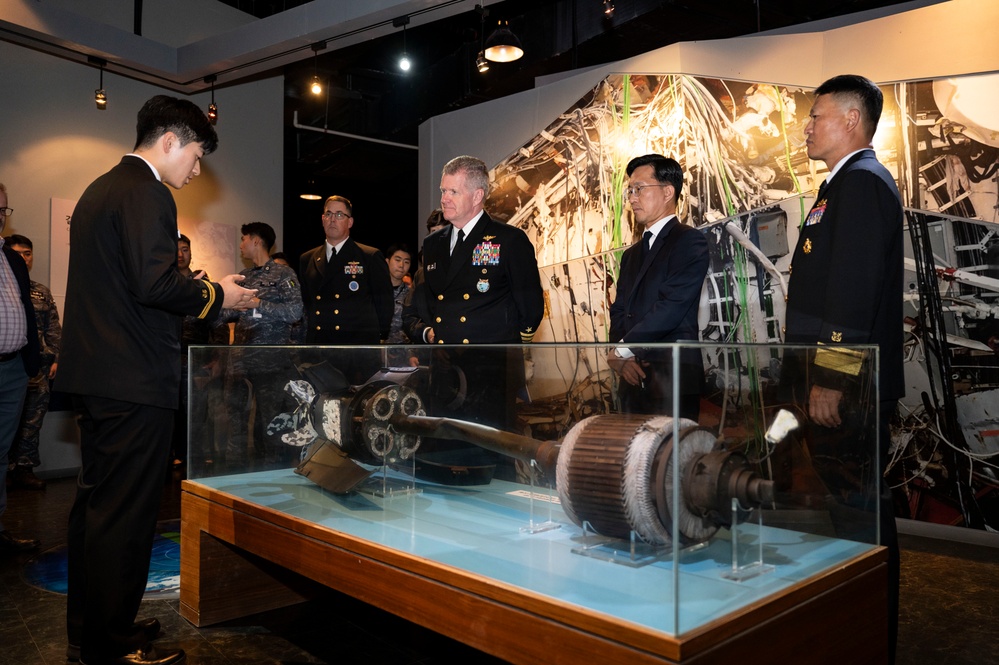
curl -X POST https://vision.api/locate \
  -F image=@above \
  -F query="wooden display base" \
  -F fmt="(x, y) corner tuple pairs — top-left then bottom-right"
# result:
(180, 480), (888, 664)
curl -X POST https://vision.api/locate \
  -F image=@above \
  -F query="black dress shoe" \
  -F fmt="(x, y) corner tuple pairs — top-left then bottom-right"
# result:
(67, 618), (163, 662)
(8, 465), (46, 490)
(80, 646), (185, 665)
(0, 529), (40, 553)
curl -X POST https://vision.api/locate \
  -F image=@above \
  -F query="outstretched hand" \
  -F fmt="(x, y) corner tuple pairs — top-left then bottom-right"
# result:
(218, 274), (258, 310)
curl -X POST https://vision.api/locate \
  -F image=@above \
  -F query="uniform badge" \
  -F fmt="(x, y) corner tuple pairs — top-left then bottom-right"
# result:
(473, 241), (501, 266)
(344, 262), (364, 275)
(805, 200), (826, 226)
(427, 262), (437, 272)
(831, 331), (843, 342)
(803, 238), (813, 254)
(349, 280), (360, 292)
(476, 279), (490, 293)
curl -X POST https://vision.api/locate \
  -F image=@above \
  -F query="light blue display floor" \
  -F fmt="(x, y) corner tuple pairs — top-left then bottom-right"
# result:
(190, 468), (875, 636)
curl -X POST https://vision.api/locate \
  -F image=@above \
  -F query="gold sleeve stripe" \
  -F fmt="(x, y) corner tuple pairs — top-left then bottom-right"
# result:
(196, 280), (217, 319)
(814, 343), (865, 376)
(521, 331), (536, 343)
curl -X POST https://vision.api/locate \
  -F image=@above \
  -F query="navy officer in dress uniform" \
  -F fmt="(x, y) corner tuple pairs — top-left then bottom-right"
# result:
(299, 195), (393, 383)
(782, 74), (903, 663)
(404, 155), (544, 482)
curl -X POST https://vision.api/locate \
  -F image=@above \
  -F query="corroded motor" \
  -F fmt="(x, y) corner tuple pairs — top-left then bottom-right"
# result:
(391, 410), (774, 546)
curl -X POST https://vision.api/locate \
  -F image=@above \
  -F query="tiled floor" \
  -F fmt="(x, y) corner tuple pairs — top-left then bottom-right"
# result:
(1, 472), (996, 664)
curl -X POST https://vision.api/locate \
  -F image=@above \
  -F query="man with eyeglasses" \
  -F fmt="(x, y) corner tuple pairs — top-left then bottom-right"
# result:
(606, 154), (708, 421)
(0, 184), (42, 556)
(299, 195), (393, 381)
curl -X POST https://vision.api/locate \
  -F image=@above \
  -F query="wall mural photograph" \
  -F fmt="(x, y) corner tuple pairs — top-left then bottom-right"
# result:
(482, 71), (999, 534)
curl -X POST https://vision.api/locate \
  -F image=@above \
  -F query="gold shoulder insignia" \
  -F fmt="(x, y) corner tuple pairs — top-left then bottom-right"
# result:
(831, 331), (843, 342)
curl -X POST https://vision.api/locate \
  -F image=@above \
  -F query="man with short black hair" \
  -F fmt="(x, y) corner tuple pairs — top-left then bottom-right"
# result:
(784, 74), (903, 663)
(60, 95), (256, 665)
(606, 153), (709, 421)
(6, 233), (61, 491)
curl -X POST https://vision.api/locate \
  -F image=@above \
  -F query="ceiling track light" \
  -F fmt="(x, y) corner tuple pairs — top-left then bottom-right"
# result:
(475, 5), (489, 74)
(310, 42), (326, 95)
(205, 75), (218, 125)
(89, 56), (108, 110)
(484, 19), (523, 63)
(393, 15), (411, 72)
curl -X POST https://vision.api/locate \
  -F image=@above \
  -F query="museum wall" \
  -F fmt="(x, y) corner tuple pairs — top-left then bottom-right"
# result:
(0, 24), (284, 474)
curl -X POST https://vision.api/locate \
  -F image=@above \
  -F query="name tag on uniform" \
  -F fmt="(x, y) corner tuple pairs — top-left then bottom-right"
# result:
(473, 241), (500, 265)
(805, 200), (827, 226)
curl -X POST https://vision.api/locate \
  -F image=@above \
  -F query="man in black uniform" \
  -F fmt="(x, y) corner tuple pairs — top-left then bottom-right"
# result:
(405, 156), (544, 480)
(299, 196), (393, 383)
(783, 74), (903, 663)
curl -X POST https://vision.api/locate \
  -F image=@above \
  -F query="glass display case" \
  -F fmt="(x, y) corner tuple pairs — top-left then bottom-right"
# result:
(182, 341), (886, 663)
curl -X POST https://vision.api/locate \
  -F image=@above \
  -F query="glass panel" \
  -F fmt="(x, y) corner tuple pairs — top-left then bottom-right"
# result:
(188, 340), (880, 637)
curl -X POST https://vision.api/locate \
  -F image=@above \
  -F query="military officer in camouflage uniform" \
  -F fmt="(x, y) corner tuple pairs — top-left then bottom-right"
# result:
(6, 235), (60, 491)
(216, 222), (303, 469)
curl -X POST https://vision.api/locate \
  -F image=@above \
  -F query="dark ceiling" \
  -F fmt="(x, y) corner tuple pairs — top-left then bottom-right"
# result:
(214, 0), (916, 257)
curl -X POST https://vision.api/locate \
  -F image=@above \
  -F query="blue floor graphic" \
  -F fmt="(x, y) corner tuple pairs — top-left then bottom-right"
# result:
(23, 519), (181, 598)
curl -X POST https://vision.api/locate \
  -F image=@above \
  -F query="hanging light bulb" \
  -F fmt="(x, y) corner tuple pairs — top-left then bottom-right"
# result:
(475, 6), (489, 74)
(309, 42), (326, 96)
(90, 56), (108, 110)
(205, 75), (218, 125)
(603, 0), (615, 17)
(394, 15), (411, 73)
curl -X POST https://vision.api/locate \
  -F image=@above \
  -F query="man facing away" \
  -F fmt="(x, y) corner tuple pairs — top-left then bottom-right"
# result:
(606, 154), (709, 421)
(783, 74), (903, 663)
(59, 95), (256, 665)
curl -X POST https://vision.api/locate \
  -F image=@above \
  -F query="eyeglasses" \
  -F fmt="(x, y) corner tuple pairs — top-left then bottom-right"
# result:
(0, 207), (12, 217)
(625, 184), (668, 198)
(322, 211), (351, 220)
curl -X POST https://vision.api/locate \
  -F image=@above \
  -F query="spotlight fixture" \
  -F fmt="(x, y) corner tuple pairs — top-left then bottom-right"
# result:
(603, 0), (615, 17)
(309, 42), (326, 96)
(300, 179), (322, 201)
(89, 56), (108, 110)
(205, 75), (218, 125)
(484, 20), (523, 63)
(475, 5), (489, 74)
(393, 15), (411, 72)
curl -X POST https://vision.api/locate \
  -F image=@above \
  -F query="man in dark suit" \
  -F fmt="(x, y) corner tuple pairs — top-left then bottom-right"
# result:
(404, 156), (544, 480)
(783, 74), (903, 663)
(299, 195), (393, 383)
(607, 154), (708, 421)
(59, 95), (256, 665)
(0, 185), (42, 555)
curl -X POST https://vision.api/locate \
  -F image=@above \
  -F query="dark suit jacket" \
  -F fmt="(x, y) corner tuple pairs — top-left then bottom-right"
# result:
(299, 237), (393, 344)
(58, 155), (225, 409)
(609, 217), (708, 348)
(404, 212), (544, 344)
(2, 242), (41, 377)
(784, 149), (904, 401)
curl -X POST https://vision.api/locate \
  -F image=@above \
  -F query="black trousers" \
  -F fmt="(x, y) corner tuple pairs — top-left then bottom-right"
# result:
(67, 396), (174, 661)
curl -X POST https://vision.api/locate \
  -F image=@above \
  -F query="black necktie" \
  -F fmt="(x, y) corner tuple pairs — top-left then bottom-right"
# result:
(452, 229), (465, 255)
(816, 179), (828, 200)
(641, 230), (653, 258)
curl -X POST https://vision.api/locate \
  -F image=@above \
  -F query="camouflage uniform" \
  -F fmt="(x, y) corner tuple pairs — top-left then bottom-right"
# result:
(12, 280), (61, 467)
(215, 260), (304, 470)
(386, 281), (416, 367)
